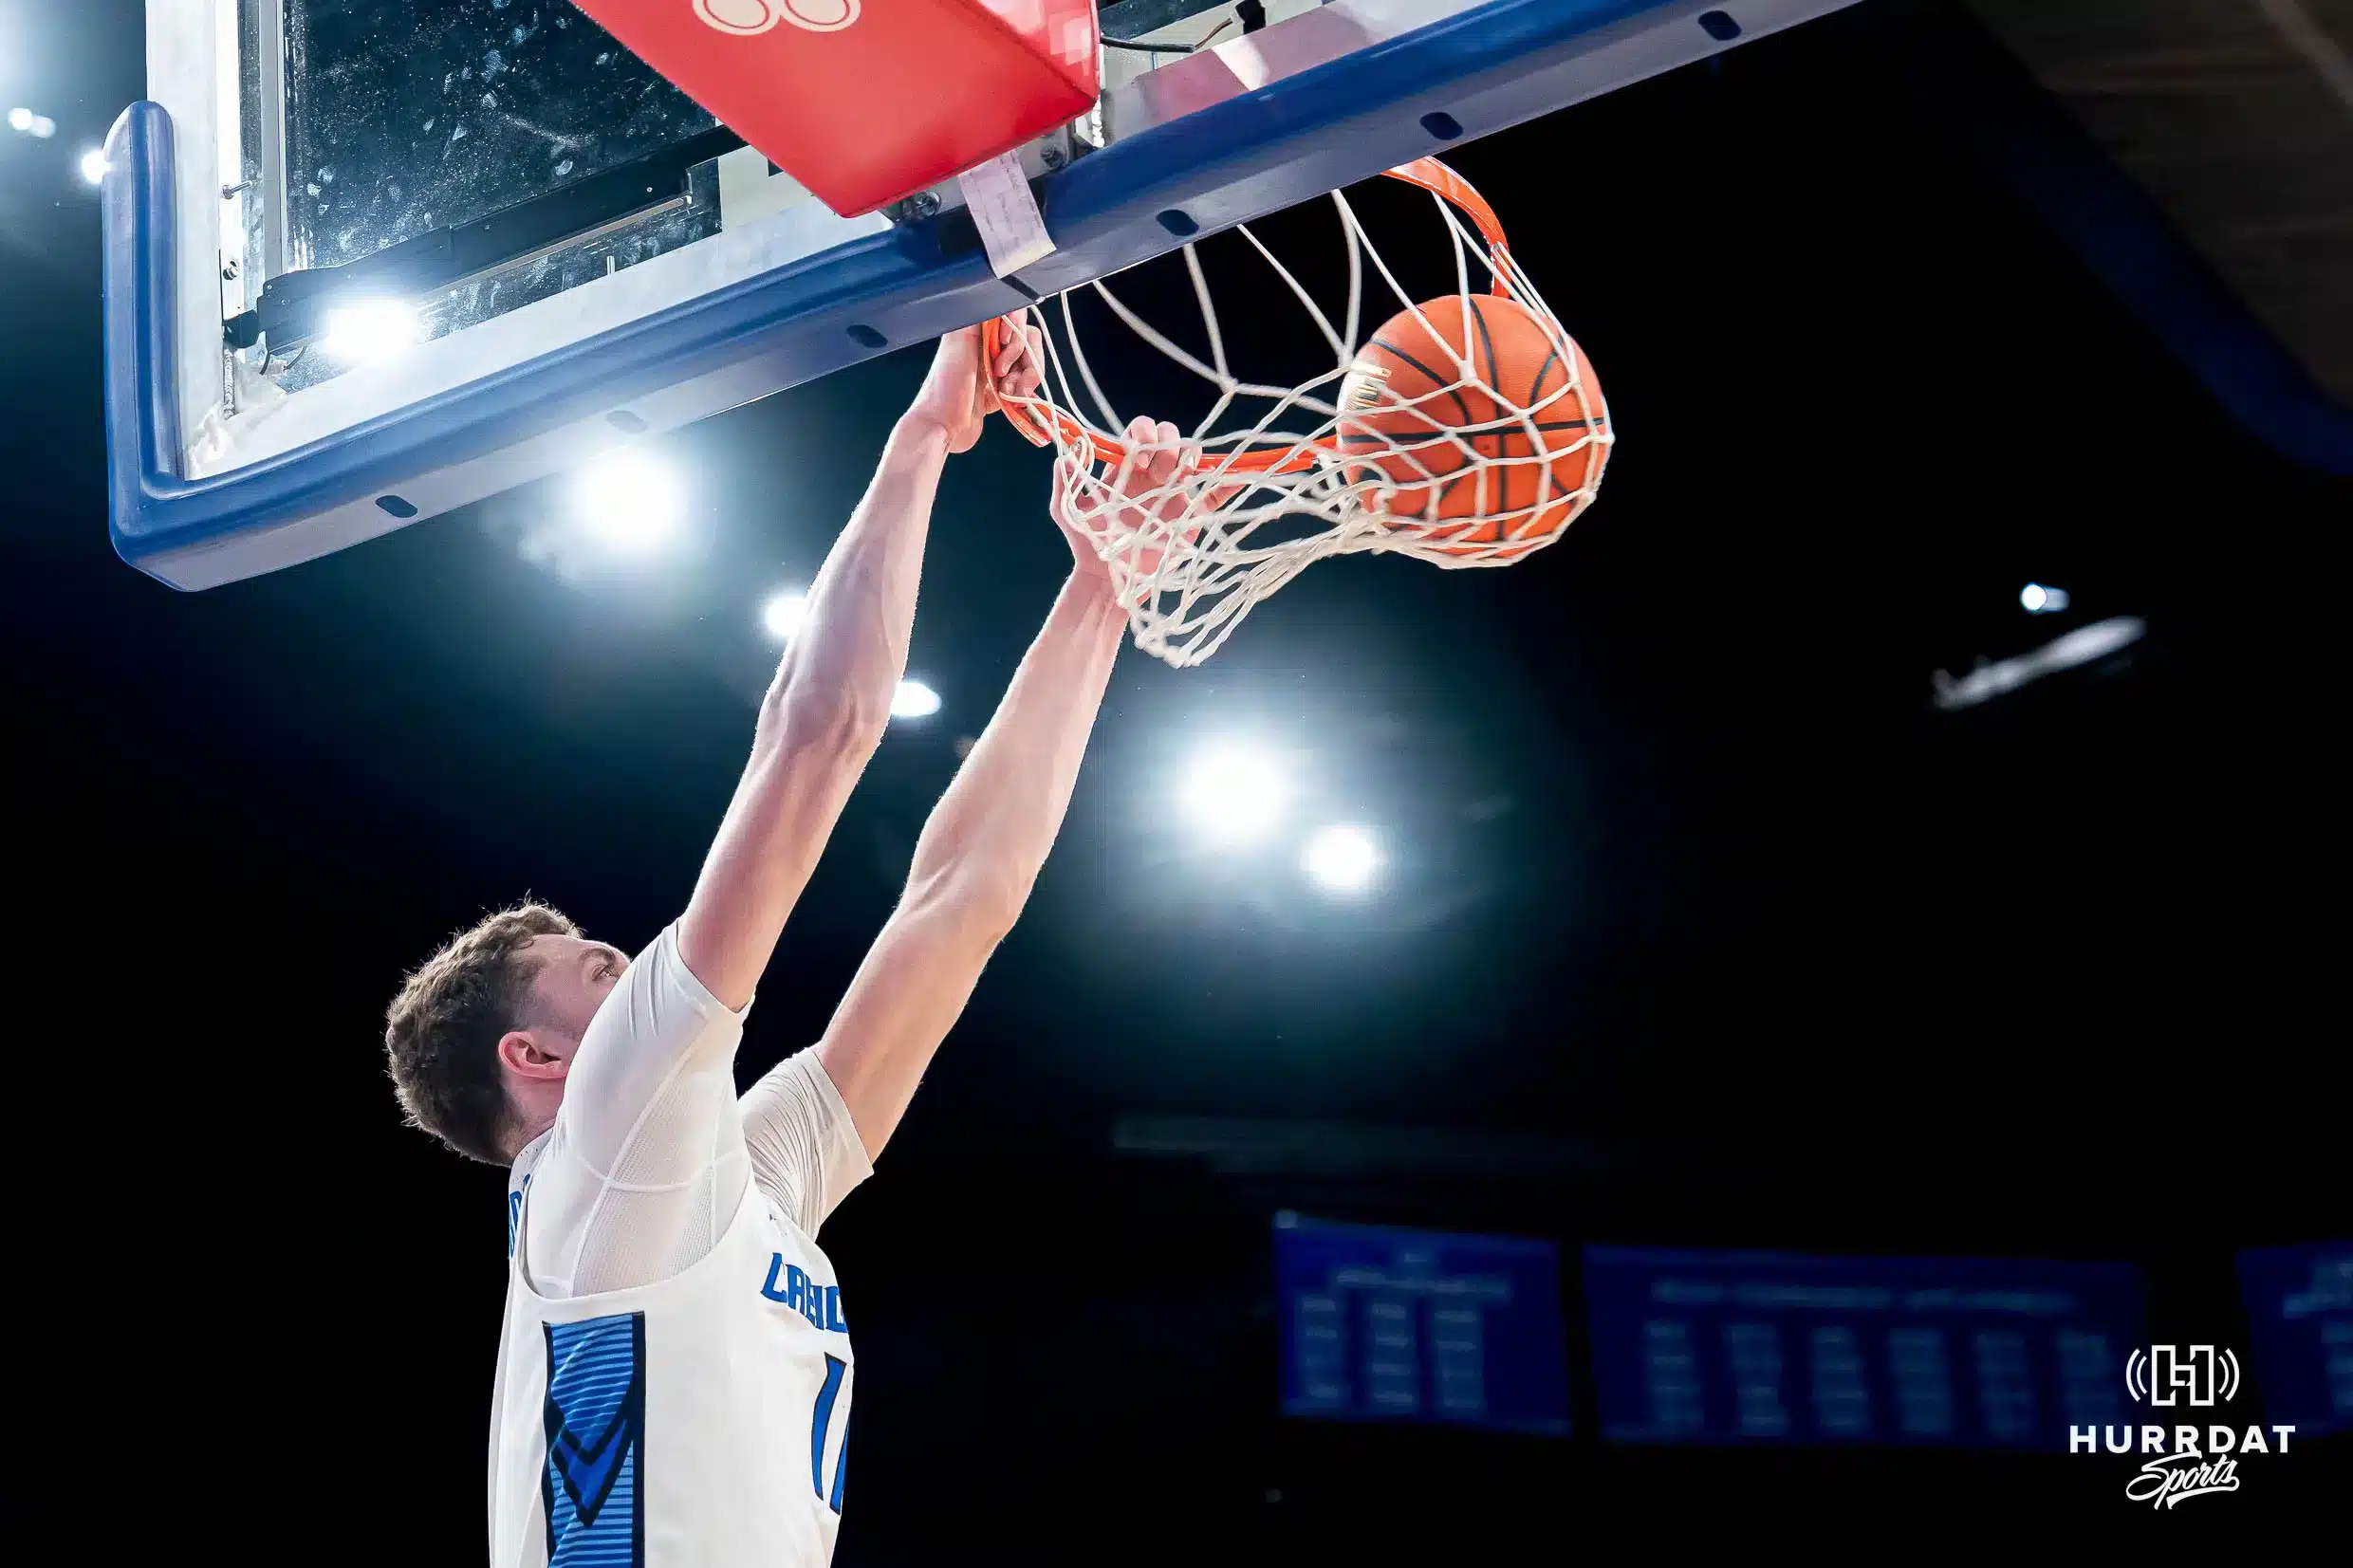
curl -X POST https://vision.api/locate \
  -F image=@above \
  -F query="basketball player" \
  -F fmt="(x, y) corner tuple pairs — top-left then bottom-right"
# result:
(380, 319), (1182, 1565)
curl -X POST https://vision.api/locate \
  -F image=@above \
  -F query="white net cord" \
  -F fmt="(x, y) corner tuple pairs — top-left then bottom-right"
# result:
(1000, 170), (1614, 668)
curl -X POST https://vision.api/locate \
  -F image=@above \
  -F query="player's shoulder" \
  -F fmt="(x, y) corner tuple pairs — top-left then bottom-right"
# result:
(581, 919), (750, 1053)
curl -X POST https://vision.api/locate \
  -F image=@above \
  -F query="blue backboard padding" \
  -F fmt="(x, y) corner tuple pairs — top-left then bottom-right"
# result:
(104, 103), (183, 563)
(1026, 0), (1669, 294)
(1275, 1214), (1571, 1434)
(2234, 1241), (2352, 1437)
(1584, 1245), (2147, 1448)
(106, 0), (1795, 585)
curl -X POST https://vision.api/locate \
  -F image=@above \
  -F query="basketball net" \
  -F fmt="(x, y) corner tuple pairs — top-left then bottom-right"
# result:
(990, 158), (1613, 668)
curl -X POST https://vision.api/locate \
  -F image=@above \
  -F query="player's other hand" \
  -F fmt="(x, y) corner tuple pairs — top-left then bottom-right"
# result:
(909, 314), (1044, 454)
(1051, 416), (1237, 587)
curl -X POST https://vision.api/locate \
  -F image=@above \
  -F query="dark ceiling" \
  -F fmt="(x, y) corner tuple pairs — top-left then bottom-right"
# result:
(1969, 0), (2352, 408)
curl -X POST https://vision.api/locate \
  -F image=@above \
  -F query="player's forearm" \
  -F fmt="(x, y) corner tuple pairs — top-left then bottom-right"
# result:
(813, 573), (1122, 1157)
(762, 414), (951, 740)
(679, 415), (952, 1009)
(903, 571), (1124, 930)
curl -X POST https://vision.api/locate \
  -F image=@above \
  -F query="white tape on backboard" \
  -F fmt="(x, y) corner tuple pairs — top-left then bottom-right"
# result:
(956, 151), (1056, 277)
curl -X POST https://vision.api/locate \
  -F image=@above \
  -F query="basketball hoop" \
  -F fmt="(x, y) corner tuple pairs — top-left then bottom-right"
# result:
(987, 157), (1614, 668)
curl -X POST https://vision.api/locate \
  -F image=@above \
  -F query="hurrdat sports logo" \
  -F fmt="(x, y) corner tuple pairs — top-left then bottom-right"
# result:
(2071, 1344), (2296, 1508)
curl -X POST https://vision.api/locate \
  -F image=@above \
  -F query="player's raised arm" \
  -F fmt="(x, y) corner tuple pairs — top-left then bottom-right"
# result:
(676, 324), (1039, 1011)
(813, 420), (1199, 1158)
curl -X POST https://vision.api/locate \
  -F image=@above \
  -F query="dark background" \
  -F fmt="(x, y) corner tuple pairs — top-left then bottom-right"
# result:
(4, 0), (2344, 1553)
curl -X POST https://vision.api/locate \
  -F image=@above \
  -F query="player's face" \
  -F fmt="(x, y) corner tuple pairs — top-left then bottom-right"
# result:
(524, 934), (629, 1048)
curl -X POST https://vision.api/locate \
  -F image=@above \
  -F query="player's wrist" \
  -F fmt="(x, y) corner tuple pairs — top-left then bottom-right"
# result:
(890, 410), (955, 458)
(1066, 563), (1121, 616)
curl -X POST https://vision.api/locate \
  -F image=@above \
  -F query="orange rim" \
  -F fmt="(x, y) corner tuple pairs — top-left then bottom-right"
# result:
(986, 157), (1524, 471)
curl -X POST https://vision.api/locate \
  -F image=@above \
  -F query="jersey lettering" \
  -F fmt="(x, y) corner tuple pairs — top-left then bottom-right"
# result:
(761, 1255), (849, 1332)
(507, 1174), (532, 1258)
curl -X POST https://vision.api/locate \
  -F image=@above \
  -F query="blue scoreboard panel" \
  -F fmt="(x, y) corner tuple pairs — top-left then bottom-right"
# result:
(1275, 1214), (1571, 1435)
(2235, 1240), (2353, 1437)
(1584, 1246), (2146, 1448)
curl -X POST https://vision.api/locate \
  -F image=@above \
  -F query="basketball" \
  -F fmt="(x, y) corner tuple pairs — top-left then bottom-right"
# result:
(1336, 293), (1608, 556)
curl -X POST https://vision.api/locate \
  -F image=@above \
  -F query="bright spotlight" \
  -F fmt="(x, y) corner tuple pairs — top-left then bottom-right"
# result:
(319, 299), (420, 362)
(576, 450), (683, 551)
(1178, 745), (1289, 844)
(891, 679), (941, 719)
(78, 148), (107, 184)
(2020, 582), (2070, 614)
(1303, 825), (1380, 895)
(7, 108), (29, 132)
(30, 116), (55, 139)
(762, 590), (809, 642)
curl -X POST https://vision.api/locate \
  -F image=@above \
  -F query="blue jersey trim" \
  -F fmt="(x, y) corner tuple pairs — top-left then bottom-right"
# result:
(543, 1314), (645, 1567)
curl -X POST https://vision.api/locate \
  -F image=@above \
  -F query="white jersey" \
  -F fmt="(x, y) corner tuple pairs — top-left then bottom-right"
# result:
(489, 1135), (856, 1567)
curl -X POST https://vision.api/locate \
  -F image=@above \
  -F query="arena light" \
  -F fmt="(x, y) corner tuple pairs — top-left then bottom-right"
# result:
(1933, 616), (2146, 711)
(78, 148), (107, 184)
(1178, 744), (1288, 845)
(891, 679), (941, 719)
(7, 108), (29, 132)
(761, 589), (809, 642)
(2020, 582), (2070, 614)
(1302, 824), (1380, 895)
(319, 299), (420, 362)
(576, 450), (683, 552)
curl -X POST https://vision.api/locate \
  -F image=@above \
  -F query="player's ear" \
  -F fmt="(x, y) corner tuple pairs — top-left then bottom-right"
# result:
(498, 1028), (569, 1080)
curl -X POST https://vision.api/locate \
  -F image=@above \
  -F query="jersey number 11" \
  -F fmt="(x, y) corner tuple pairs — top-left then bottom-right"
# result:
(810, 1355), (848, 1513)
